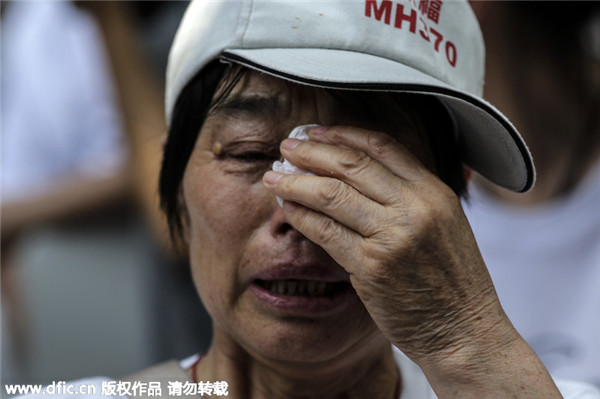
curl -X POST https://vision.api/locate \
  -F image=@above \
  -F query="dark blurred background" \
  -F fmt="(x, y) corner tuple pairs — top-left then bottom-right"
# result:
(1, 1), (212, 387)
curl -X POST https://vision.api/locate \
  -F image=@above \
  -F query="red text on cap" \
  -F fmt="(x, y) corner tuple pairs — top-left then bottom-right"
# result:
(365, 0), (457, 67)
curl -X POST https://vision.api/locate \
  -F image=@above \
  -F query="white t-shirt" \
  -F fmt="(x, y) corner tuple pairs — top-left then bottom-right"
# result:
(463, 161), (600, 387)
(10, 348), (600, 399)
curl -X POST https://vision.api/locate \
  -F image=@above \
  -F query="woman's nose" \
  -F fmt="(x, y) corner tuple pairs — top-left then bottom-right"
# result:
(269, 202), (302, 239)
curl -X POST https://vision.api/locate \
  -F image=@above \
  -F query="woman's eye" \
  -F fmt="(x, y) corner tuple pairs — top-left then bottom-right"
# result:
(232, 152), (277, 162)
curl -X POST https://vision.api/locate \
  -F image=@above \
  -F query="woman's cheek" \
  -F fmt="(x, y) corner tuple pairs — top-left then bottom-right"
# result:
(183, 166), (274, 304)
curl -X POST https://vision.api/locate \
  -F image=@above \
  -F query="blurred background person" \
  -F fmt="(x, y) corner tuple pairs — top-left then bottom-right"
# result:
(1, 0), (130, 383)
(1, 0), (210, 387)
(466, 1), (600, 388)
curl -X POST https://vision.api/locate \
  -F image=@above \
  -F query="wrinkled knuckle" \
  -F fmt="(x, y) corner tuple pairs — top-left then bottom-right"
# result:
(362, 209), (394, 238)
(328, 127), (345, 142)
(362, 219), (382, 238)
(315, 217), (338, 244)
(292, 205), (309, 226)
(319, 180), (348, 211)
(367, 132), (396, 157)
(338, 150), (371, 176)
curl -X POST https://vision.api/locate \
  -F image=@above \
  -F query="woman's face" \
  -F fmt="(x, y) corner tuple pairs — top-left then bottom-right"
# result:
(181, 71), (431, 366)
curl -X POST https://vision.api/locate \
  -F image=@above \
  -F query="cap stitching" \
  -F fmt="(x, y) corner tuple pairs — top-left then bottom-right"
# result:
(238, 0), (255, 48)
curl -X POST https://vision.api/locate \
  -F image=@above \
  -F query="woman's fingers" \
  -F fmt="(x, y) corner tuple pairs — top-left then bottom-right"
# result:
(264, 125), (428, 237)
(306, 125), (433, 181)
(264, 171), (389, 237)
(278, 138), (406, 206)
(278, 200), (365, 275)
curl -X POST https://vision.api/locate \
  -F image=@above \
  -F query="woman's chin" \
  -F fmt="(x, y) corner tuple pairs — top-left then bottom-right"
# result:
(235, 311), (382, 367)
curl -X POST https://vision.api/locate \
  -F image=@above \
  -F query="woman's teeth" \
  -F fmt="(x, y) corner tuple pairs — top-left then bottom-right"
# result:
(257, 280), (347, 297)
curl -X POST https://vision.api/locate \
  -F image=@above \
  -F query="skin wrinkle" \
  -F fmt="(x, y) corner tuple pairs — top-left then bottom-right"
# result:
(165, 62), (462, 246)
(217, 95), (286, 119)
(172, 67), (565, 398)
(183, 71), (425, 398)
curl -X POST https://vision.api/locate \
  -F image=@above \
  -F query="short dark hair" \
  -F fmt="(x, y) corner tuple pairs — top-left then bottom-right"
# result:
(159, 61), (466, 243)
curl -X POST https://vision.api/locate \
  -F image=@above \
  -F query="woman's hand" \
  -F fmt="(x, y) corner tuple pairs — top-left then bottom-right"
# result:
(263, 125), (505, 356)
(263, 125), (563, 398)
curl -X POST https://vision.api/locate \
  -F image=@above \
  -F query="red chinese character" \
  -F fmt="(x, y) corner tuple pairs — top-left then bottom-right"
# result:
(427, 0), (442, 23)
(418, 0), (429, 15)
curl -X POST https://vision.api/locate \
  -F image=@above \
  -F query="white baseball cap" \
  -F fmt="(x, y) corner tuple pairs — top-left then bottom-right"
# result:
(166, 0), (535, 192)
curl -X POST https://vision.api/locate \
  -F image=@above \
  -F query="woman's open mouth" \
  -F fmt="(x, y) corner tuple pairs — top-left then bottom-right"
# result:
(251, 278), (355, 316)
(255, 279), (350, 297)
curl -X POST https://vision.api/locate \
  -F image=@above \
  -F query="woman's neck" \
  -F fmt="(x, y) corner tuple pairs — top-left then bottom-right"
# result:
(194, 332), (400, 399)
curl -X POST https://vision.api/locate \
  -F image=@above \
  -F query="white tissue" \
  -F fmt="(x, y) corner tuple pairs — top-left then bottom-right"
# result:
(272, 124), (319, 207)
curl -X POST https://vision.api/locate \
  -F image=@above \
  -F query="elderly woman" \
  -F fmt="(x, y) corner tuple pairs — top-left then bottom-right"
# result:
(137, 0), (600, 398)
(15, 0), (599, 398)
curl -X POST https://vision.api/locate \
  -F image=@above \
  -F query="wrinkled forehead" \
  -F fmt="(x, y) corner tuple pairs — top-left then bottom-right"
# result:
(212, 70), (336, 118)
(223, 70), (290, 98)
(210, 69), (424, 134)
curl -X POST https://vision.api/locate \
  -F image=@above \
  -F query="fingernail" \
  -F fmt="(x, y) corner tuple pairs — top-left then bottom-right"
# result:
(263, 171), (283, 185)
(281, 138), (302, 151)
(309, 126), (329, 137)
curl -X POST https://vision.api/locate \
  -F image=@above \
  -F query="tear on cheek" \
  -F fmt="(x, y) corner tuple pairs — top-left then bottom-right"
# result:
(212, 141), (223, 156)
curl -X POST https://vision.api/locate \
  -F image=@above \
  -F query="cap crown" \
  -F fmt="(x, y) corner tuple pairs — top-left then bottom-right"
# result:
(166, 0), (485, 123)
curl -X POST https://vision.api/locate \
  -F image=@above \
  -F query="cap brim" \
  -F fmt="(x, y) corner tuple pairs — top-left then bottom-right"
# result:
(222, 48), (535, 192)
